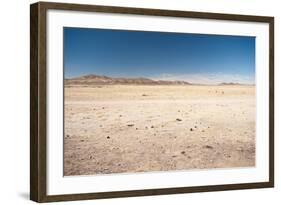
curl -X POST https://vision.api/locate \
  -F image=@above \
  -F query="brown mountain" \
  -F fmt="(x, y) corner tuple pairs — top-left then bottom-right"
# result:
(65, 74), (191, 86)
(219, 82), (244, 86)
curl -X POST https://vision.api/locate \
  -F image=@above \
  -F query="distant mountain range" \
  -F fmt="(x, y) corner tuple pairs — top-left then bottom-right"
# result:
(219, 82), (242, 86)
(65, 74), (191, 85)
(65, 74), (252, 86)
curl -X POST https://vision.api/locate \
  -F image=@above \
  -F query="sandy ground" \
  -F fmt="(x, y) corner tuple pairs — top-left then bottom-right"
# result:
(64, 85), (255, 176)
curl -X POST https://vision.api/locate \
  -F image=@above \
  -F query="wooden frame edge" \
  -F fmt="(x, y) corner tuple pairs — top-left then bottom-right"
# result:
(40, 182), (273, 203)
(269, 17), (274, 188)
(37, 1), (274, 22)
(30, 1), (274, 202)
(30, 2), (48, 202)
(30, 2), (39, 202)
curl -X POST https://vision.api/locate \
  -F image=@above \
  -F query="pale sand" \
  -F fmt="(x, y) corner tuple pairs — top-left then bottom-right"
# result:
(64, 85), (255, 176)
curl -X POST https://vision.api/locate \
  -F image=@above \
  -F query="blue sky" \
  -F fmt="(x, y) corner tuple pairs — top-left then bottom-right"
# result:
(64, 27), (255, 84)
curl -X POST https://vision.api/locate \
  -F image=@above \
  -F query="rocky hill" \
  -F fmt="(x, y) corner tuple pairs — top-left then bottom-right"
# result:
(65, 74), (191, 85)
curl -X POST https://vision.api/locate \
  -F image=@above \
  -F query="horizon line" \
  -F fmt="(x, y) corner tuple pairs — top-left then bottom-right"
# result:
(65, 73), (255, 86)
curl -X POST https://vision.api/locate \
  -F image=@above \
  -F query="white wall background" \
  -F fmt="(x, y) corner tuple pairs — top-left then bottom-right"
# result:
(0, 0), (279, 204)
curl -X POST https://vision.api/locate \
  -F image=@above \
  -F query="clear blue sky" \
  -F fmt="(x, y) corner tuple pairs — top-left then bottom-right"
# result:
(64, 27), (255, 84)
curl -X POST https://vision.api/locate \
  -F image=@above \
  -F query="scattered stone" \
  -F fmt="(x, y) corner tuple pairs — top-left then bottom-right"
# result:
(176, 118), (182, 121)
(178, 110), (180, 112)
(201, 130), (205, 132)
(127, 124), (134, 127)
(237, 147), (244, 152)
(181, 151), (186, 155)
(204, 145), (213, 149)
(119, 115), (122, 117)
(145, 126), (148, 129)
(151, 126), (154, 128)
(136, 128), (138, 130)
(66, 134), (70, 138)
(142, 94), (148, 96)
(190, 128), (193, 131)
(172, 155), (177, 158)
(102, 107), (105, 109)
(107, 136), (110, 139)
(80, 140), (84, 142)
(194, 125), (197, 128)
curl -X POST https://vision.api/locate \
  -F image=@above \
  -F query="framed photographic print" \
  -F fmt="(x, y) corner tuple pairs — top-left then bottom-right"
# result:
(30, 1), (274, 202)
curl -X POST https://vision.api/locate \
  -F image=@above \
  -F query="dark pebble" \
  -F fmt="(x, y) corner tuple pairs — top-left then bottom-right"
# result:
(204, 145), (213, 149)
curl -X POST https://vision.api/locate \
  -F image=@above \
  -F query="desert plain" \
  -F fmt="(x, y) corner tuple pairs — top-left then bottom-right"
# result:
(64, 84), (255, 176)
